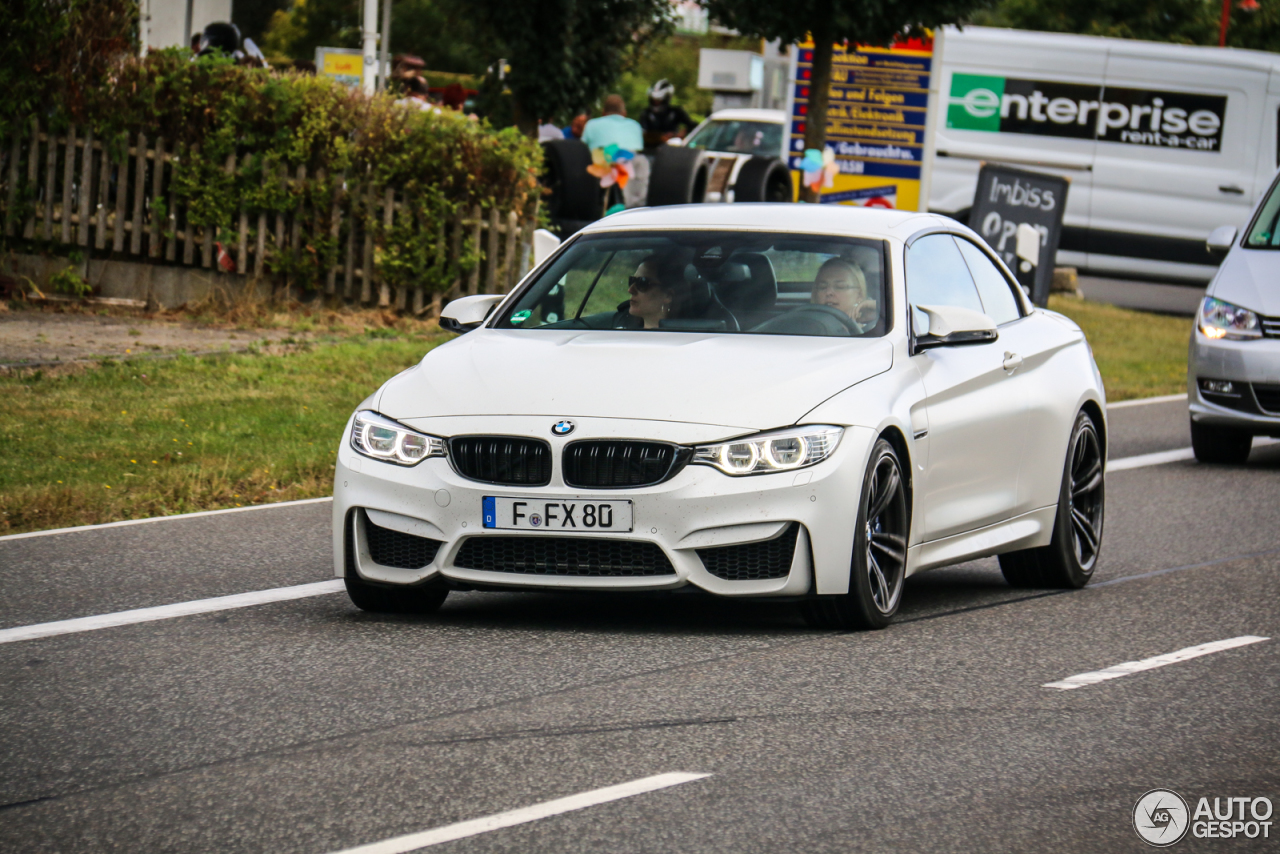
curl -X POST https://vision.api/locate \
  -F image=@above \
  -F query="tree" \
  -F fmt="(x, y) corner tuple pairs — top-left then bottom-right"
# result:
(974, 0), (1215, 45)
(462, 0), (674, 135)
(975, 0), (1280, 52)
(702, 0), (994, 201)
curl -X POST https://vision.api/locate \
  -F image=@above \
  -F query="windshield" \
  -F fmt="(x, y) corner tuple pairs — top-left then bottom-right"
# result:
(494, 231), (888, 338)
(685, 120), (783, 156)
(1245, 175), (1280, 248)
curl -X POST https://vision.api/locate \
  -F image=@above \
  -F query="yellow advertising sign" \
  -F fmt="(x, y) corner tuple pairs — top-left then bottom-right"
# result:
(790, 38), (933, 210)
(317, 48), (363, 88)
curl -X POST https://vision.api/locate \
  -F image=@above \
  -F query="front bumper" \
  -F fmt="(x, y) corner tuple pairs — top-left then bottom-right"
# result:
(1188, 331), (1280, 434)
(332, 416), (875, 597)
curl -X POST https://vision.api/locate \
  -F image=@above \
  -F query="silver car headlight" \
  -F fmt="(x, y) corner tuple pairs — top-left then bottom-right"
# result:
(350, 410), (445, 466)
(1199, 296), (1261, 340)
(692, 426), (844, 476)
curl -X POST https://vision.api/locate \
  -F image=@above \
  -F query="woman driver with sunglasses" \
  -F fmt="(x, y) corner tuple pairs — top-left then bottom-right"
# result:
(614, 256), (685, 329)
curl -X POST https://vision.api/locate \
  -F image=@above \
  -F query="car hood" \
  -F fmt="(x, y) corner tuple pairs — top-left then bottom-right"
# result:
(378, 329), (894, 430)
(1211, 248), (1280, 316)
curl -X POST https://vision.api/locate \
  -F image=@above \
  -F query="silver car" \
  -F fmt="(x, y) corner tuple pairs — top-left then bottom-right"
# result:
(1190, 172), (1280, 463)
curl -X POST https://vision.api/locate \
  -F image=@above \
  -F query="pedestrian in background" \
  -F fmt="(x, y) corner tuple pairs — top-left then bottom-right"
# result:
(562, 112), (589, 141)
(639, 79), (696, 149)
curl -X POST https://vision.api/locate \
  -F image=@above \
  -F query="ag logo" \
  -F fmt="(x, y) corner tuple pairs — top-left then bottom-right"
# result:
(551, 420), (575, 436)
(1134, 789), (1190, 847)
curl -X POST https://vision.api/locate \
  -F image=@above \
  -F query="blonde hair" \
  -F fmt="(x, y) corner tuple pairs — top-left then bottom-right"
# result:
(815, 257), (866, 293)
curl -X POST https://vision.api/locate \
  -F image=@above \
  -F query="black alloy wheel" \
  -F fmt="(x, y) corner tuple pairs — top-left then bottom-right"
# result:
(1066, 415), (1105, 569)
(802, 438), (909, 630)
(999, 411), (1104, 589)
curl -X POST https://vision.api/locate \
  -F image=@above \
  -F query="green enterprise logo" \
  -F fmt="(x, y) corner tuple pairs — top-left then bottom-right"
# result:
(947, 74), (1006, 132)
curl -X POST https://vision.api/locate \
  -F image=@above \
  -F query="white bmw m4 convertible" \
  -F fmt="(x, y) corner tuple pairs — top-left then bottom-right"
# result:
(333, 205), (1107, 630)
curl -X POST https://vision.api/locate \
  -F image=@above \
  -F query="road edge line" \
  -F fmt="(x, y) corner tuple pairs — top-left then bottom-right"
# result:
(0, 496), (333, 544)
(1107, 393), (1187, 409)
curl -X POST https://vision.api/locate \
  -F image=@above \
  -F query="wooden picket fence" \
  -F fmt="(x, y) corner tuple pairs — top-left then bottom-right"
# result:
(1, 120), (538, 312)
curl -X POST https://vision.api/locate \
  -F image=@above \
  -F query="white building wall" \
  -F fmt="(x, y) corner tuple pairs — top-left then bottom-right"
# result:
(142, 0), (235, 51)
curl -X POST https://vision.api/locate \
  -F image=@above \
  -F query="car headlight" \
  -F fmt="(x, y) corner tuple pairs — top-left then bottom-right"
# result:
(692, 426), (844, 476)
(1199, 296), (1261, 340)
(349, 410), (445, 466)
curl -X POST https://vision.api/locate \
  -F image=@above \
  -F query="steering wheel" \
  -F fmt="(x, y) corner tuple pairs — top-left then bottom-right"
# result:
(781, 304), (860, 336)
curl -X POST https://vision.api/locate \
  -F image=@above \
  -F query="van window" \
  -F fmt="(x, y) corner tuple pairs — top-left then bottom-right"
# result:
(955, 238), (1022, 325)
(907, 234), (984, 335)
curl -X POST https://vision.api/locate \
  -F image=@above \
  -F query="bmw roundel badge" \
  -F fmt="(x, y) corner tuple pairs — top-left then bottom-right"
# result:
(552, 420), (575, 436)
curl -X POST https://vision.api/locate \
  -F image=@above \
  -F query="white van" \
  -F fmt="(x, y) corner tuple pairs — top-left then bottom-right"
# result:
(926, 26), (1280, 282)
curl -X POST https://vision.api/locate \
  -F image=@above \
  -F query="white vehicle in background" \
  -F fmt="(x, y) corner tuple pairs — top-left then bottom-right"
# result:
(540, 108), (793, 233)
(665, 108), (794, 204)
(928, 26), (1280, 282)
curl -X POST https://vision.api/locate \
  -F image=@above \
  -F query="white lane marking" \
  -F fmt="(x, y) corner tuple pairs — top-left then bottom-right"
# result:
(0, 580), (345, 645)
(0, 497), (333, 544)
(1108, 437), (1277, 472)
(1107, 447), (1194, 471)
(1107, 393), (1187, 409)
(327, 772), (711, 854)
(1043, 636), (1269, 690)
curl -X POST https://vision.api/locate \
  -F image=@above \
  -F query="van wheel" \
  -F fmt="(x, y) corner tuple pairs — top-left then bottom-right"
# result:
(733, 157), (793, 202)
(647, 146), (708, 206)
(1190, 419), (1253, 464)
(999, 411), (1104, 589)
(541, 139), (602, 221)
(802, 439), (909, 631)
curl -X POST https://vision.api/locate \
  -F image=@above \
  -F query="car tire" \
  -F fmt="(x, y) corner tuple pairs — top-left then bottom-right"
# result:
(345, 573), (449, 614)
(802, 438), (909, 631)
(646, 146), (708, 206)
(1190, 418), (1253, 464)
(733, 156), (793, 203)
(541, 139), (601, 221)
(343, 513), (449, 614)
(999, 411), (1104, 589)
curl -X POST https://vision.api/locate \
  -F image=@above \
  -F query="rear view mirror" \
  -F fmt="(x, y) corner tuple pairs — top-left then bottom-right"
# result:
(440, 294), (503, 334)
(1206, 225), (1237, 259)
(913, 304), (998, 352)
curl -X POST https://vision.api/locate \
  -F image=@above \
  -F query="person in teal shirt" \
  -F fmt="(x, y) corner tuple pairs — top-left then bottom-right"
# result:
(581, 94), (644, 153)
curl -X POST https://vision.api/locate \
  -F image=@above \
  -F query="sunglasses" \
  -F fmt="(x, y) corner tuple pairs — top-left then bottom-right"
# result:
(628, 275), (661, 291)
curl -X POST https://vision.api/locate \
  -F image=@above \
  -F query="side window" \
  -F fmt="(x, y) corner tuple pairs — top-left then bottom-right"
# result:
(906, 234), (983, 334)
(955, 238), (1022, 325)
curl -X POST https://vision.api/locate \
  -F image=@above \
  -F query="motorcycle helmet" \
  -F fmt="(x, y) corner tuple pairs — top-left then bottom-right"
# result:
(648, 79), (675, 104)
(198, 22), (242, 58)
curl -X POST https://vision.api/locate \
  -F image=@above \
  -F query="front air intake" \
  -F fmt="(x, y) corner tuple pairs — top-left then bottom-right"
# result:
(697, 523), (800, 580)
(453, 536), (676, 576)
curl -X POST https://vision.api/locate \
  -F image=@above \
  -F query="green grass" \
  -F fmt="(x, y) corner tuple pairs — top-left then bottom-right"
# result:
(1047, 295), (1193, 402)
(0, 334), (449, 535)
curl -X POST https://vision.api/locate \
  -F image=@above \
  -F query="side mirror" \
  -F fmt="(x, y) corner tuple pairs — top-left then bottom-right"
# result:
(666, 137), (685, 147)
(1206, 225), (1237, 259)
(440, 294), (503, 334)
(913, 304), (998, 352)
(533, 228), (561, 266)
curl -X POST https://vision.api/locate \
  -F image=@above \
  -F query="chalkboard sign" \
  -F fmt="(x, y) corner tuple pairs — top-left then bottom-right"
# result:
(968, 164), (1070, 306)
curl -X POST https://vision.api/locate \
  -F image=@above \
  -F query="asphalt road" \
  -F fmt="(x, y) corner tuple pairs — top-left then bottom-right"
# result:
(2, 397), (1277, 853)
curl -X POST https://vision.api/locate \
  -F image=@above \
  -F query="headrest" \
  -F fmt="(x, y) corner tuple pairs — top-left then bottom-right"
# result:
(716, 253), (777, 312)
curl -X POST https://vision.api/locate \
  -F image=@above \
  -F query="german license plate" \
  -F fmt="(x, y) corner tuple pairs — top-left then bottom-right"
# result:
(482, 497), (633, 532)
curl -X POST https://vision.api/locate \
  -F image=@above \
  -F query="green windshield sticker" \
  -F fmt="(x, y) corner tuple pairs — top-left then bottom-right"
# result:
(510, 309), (532, 324)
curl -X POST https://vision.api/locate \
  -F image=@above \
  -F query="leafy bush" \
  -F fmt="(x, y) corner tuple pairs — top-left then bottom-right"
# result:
(1, 2), (542, 296)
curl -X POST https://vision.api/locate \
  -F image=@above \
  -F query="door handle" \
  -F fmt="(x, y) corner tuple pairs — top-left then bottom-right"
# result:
(1219, 185), (1245, 195)
(1003, 351), (1023, 373)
